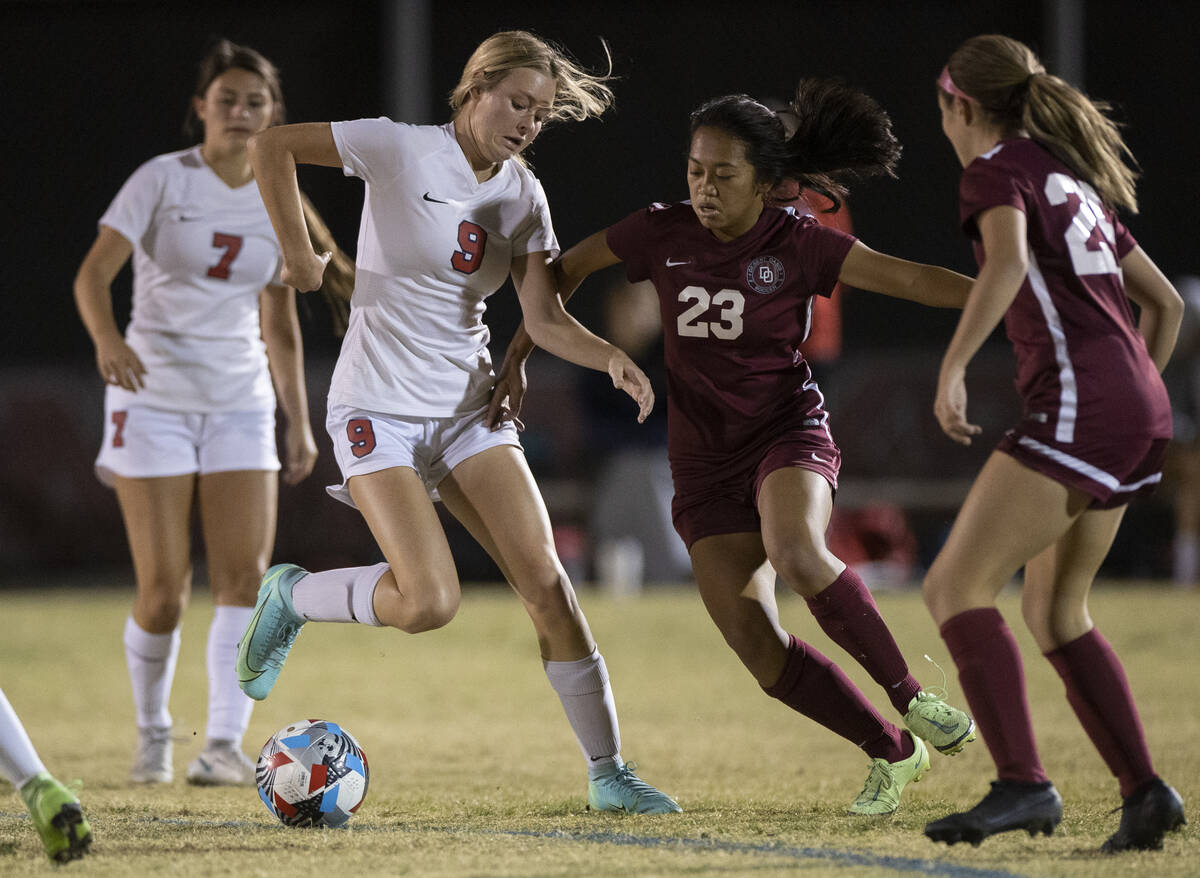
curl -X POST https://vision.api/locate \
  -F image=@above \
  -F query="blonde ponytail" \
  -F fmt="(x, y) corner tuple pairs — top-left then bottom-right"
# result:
(943, 34), (1139, 212)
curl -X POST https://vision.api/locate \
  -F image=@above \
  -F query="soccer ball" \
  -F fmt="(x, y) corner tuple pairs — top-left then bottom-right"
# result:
(256, 719), (369, 827)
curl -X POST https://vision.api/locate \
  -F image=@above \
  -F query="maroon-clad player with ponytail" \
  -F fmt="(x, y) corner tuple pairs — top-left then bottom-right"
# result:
(495, 78), (979, 816)
(922, 34), (1186, 851)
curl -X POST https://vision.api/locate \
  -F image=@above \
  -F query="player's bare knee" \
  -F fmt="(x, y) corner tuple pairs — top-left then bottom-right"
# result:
(920, 569), (956, 623)
(400, 589), (460, 633)
(767, 543), (834, 596)
(134, 590), (186, 630)
(208, 569), (262, 606)
(515, 565), (575, 619)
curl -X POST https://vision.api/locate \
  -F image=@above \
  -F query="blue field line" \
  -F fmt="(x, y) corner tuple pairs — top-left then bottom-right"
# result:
(474, 828), (1029, 878)
(0, 812), (1033, 877)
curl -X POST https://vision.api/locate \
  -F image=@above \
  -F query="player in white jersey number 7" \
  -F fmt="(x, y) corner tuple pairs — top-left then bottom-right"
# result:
(237, 30), (679, 814)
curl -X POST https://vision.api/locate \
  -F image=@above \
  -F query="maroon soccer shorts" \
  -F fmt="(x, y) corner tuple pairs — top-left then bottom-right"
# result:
(671, 426), (842, 549)
(997, 427), (1168, 509)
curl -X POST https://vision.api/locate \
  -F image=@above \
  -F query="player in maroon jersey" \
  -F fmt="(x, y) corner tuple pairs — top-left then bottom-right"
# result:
(492, 79), (980, 815)
(922, 35), (1186, 850)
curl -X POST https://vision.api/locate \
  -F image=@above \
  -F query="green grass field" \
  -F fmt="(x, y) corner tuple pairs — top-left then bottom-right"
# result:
(0, 581), (1195, 876)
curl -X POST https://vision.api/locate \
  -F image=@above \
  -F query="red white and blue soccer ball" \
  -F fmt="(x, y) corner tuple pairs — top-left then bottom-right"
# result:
(256, 719), (369, 828)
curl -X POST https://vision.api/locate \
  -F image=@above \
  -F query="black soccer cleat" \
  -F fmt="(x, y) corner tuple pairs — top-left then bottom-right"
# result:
(1101, 778), (1186, 853)
(925, 780), (1062, 846)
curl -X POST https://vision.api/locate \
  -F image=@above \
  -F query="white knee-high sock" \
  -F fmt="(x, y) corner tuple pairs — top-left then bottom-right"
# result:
(0, 688), (45, 788)
(544, 649), (621, 776)
(205, 606), (255, 746)
(124, 616), (180, 731)
(291, 564), (386, 625)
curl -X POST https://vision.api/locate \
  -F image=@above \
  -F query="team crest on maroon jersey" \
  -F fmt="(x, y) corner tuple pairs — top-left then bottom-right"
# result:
(746, 255), (785, 294)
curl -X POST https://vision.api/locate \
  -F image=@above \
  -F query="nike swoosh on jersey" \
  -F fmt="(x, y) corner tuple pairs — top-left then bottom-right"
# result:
(665, 258), (692, 267)
(423, 192), (449, 204)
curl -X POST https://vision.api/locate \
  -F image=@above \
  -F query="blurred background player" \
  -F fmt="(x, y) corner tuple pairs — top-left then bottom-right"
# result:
(495, 79), (978, 815)
(72, 40), (352, 786)
(235, 30), (678, 813)
(1164, 275), (1200, 586)
(0, 688), (92, 862)
(923, 34), (1186, 850)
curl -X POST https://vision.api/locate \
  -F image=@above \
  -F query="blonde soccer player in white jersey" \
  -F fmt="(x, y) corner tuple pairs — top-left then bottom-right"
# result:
(236, 30), (679, 814)
(73, 40), (352, 788)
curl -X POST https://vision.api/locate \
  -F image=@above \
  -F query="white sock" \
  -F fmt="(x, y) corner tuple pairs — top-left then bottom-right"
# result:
(292, 564), (386, 626)
(0, 688), (45, 788)
(205, 606), (255, 747)
(124, 616), (180, 731)
(543, 649), (621, 775)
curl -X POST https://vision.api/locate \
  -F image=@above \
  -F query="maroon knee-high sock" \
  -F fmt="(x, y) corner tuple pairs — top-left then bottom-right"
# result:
(805, 567), (921, 713)
(763, 634), (910, 762)
(940, 608), (1047, 784)
(1044, 628), (1157, 797)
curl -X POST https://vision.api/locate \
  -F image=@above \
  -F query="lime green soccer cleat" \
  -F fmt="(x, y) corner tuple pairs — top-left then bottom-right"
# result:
(237, 563), (308, 701)
(850, 733), (931, 816)
(904, 690), (977, 756)
(588, 762), (682, 814)
(20, 772), (92, 863)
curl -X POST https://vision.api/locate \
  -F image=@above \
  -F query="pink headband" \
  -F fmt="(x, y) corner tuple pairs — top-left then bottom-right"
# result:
(938, 66), (975, 102)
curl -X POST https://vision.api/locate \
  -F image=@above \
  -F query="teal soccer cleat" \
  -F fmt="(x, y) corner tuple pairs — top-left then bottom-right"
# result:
(588, 762), (682, 814)
(237, 564), (308, 701)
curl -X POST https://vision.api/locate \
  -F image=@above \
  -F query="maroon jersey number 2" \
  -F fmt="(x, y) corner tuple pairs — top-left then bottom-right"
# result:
(1044, 174), (1118, 277)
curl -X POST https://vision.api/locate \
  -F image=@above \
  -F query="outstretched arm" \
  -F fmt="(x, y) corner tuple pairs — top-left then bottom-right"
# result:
(503, 247), (652, 424)
(1121, 246), (1183, 371)
(248, 123), (342, 292)
(504, 230), (622, 362)
(837, 240), (974, 308)
(487, 230), (622, 428)
(934, 205), (1028, 445)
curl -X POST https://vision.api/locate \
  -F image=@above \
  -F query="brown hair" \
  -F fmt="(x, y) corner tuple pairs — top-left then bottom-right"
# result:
(184, 39), (286, 139)
(186, 39), (353, 329)
(448, 30), (615, 125)
(941, 34), (1139, 212)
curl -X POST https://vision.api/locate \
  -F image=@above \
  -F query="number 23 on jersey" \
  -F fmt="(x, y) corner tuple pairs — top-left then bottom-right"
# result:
(676, 286), (745, 339)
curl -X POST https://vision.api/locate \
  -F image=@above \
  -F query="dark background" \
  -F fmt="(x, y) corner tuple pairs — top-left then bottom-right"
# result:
(3, 1), (1196, 579)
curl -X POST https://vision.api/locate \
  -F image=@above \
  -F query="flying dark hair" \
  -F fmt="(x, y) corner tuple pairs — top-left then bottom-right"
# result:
(689, 78), (901, 211)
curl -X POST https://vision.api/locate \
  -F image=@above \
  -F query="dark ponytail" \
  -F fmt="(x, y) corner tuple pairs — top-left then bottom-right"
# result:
(689, 78), (900, 212)
(783, 79), (901, 209)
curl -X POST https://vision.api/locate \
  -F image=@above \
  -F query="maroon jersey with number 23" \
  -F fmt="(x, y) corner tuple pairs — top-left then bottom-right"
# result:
(606, 202), (856, 466)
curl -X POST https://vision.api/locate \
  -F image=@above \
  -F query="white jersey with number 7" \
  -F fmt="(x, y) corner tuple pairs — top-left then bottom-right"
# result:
(99, 146), (284, 413)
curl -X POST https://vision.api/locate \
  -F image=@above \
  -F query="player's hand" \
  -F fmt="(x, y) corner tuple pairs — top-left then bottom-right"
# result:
(608, 349), (655, 423)
(934, 368), (981, 446)
(95, 335), (147, 391)
(281, 250), (332, 293)
(486, 357), (528, 431)
(281, 422), (318, 485)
